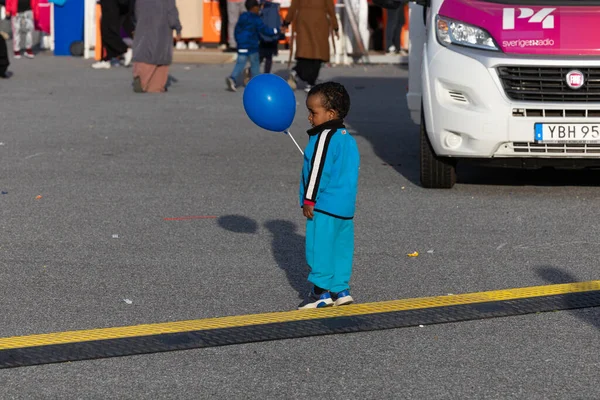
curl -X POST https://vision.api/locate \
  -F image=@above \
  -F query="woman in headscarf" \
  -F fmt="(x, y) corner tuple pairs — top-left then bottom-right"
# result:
(283, 0), (338, 93)
(131, 0), (182, 93)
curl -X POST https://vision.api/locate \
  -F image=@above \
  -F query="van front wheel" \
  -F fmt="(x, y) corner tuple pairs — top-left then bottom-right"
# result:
(420, 112), (457, 189)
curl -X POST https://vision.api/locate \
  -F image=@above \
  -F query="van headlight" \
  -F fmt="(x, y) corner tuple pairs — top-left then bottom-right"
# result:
(436, 15), (500, 51)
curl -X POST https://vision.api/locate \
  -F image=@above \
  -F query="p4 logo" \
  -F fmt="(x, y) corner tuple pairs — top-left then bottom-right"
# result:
(503, 8), (556, 30)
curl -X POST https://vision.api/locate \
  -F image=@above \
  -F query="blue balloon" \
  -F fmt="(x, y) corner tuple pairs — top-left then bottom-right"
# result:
(243, 74), (296, 132)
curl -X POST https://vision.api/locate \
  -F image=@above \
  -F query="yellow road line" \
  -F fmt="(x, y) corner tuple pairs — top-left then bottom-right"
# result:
(1, 280), (598, 350)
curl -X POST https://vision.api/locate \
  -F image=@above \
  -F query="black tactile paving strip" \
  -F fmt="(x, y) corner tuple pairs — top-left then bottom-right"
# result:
(1, 290), (599, 369)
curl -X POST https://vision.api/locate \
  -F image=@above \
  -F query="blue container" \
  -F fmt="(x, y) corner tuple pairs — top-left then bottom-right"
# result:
(53, 0), (84, 56)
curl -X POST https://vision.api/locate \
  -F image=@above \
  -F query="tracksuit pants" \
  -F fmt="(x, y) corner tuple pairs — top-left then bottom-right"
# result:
(305, 211), (354, 293)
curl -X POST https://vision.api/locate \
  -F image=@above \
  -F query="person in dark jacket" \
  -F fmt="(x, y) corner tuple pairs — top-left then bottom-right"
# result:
(258, 0), (281, 74)
(225, 0), (279, 92)
(131, 0), (182, 93)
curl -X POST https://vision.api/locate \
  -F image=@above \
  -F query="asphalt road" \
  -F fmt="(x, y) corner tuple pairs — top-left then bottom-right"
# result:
(1, 54), (599, 399)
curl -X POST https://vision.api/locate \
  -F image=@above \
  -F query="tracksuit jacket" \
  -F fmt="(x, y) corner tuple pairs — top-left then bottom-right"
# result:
(299, 120), (360, 219)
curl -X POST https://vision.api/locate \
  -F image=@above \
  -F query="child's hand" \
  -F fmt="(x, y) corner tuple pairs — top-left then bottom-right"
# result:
(303, 204), (314, 219)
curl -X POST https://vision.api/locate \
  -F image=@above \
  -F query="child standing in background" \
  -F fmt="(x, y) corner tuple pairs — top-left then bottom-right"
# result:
(226, 0), (279, 92)
(6, 0), (38, 59)
(298, 82), (360, 310)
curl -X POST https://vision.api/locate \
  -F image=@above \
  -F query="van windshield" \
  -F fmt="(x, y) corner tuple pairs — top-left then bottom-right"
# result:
(480, 0), (600, 4)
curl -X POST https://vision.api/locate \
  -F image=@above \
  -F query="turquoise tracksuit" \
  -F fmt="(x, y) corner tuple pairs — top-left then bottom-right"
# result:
(299, 120), (360, 293)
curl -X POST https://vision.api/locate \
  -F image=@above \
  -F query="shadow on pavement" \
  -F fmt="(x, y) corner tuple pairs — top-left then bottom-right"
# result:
(328, 75), (421, 186)
(217, 215), (258, 234)
(264, 220), (309, 299)
(217, 215), (308, 299)
(536, 266), (600, 330)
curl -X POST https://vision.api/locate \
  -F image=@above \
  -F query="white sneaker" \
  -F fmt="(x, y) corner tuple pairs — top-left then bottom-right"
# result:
(287, 70), (297, 90)
(92, 60), (111, 69)
(175, 41), (187, 50)
(386, 45), (397, 54)
(218, 44), (227, 50)
(123, 48), (133, 67)
(187, 41), (199, 50)
(304, 84), (312, 93)
(226, 77), (237, 92)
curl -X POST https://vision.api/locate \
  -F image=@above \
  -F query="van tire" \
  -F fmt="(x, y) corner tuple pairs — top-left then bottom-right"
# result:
(420, 110), (457, 189)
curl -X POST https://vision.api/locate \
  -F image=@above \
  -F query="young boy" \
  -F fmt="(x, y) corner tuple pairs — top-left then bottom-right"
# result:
(225, 0), (280, 92)
(298, 82), (360, 310)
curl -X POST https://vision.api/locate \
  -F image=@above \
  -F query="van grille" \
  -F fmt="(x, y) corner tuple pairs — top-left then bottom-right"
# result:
(497, 66), (600, 102)
(513, 142), (600, 154)
(512, 108), (600, 118)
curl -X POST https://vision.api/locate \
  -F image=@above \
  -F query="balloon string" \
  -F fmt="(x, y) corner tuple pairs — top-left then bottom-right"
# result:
(285, 130), (304, 155)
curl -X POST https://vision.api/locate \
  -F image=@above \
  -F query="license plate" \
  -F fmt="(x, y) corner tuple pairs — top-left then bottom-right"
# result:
(534, 123), (600, 143)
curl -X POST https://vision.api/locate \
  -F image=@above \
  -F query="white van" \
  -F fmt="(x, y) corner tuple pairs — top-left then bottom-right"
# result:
(406, 0), (600, 188)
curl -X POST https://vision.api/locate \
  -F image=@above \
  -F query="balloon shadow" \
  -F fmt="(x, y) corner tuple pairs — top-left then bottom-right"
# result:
(217, 215), (258, 234)
(264, 219), (309, 299)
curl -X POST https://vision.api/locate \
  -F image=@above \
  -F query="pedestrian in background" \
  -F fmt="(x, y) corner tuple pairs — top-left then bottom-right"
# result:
(283, 0), (338, 93)
(5, 0), (38, 59)
(132, 0), (182, 93)
(385, 5), (406, 55)
(218, 0), (228, 50)
(226, 0), (245, 51)
(258, 0), (281, 74)
(92, 0), (133, 69)
(225, 0), (279, 91)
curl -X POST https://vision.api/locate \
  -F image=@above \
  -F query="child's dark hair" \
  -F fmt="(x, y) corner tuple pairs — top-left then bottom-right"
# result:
(307, 82), (351, 120)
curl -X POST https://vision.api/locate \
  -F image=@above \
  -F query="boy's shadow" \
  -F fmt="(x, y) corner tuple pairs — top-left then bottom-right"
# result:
(217, 215), (308, 299)
(264, 220), (309, 299)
